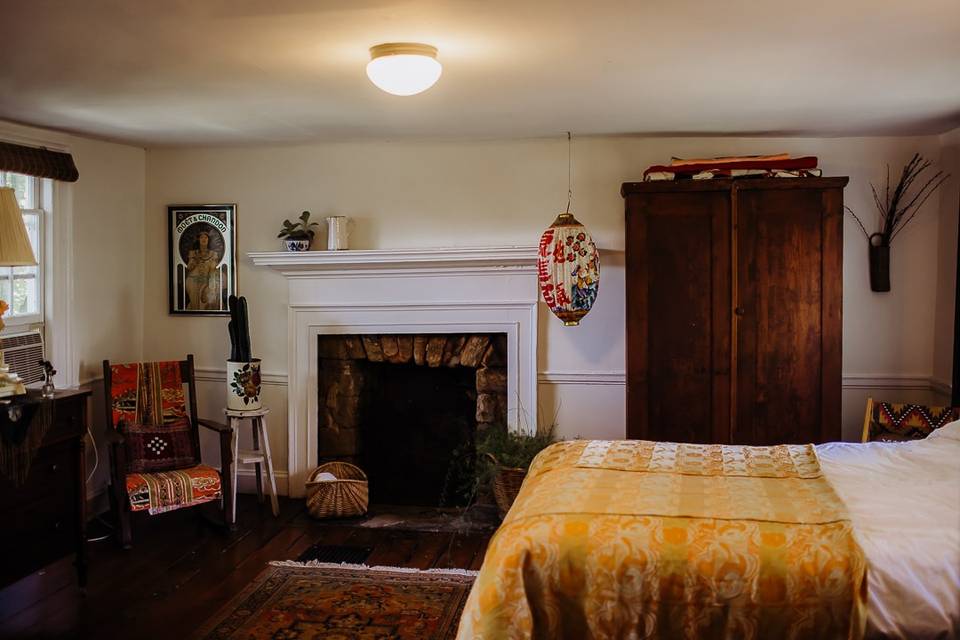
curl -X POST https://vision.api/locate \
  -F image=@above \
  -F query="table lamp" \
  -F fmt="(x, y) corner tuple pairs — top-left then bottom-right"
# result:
(0, 186), (37, 397)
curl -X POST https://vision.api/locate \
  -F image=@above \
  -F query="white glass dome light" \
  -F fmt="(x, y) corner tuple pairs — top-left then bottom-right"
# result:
(366, 43), (442, 96)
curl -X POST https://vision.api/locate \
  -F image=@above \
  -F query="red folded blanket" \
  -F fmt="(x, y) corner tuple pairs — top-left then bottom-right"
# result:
(644, 156), (819, 177)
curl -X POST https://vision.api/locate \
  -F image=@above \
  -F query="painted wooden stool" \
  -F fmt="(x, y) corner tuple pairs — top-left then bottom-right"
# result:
(225, 407), (279, 523)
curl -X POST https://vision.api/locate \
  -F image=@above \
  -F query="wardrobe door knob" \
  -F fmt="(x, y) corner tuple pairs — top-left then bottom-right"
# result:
(734, 307), (746, 316)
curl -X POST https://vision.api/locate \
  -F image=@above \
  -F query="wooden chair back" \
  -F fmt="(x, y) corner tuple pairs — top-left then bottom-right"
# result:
(862, 397), (960, 442)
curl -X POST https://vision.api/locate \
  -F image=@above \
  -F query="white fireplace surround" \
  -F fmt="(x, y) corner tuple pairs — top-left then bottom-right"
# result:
(250, 246), (540, 497)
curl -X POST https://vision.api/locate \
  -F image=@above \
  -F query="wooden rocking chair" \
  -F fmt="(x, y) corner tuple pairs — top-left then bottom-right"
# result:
(103, 354), (234, 547)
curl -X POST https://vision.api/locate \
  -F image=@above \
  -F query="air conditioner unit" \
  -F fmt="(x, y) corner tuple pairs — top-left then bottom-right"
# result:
(0, 329), (45, 385)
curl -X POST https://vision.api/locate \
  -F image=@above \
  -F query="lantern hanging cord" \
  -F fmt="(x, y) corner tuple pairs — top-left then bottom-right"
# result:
(566, 131), (573, 214)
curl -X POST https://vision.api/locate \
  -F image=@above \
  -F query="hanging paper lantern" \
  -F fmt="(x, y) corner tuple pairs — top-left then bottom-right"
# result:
(537, 213), (600, 326)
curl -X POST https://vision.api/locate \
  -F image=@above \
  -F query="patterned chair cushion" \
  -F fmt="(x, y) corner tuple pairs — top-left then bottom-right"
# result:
(126, 464), (222, 515)
(122, 419), (200, 473)
(865, 401), (960, 442)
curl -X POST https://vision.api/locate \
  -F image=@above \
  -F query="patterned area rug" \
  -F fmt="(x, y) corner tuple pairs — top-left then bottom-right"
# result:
(196, 562), (476, 640)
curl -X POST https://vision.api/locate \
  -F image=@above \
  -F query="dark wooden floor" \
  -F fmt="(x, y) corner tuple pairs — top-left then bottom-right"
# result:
(0, 497), (491, 639)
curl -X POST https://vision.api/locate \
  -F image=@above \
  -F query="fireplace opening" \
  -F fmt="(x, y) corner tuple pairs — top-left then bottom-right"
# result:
(361, 362), (475, 505)
(317, 334), (507, 507)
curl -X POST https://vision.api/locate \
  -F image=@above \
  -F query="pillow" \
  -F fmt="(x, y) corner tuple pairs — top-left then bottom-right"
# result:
(926, 419), (960, 442)
(122, 418), (199, 473)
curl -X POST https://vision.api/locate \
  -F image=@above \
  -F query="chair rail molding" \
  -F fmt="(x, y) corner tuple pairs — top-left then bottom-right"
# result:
(188, 368), (949, 393)
(840, 373), (947, 391)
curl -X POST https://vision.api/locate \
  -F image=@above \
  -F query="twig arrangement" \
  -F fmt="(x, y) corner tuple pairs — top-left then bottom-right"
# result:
(227, 295), (252, 362)
(846, 153), (949, 246)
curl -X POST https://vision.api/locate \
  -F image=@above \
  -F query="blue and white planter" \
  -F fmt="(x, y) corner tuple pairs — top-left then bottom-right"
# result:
(284, 238), (311, 252)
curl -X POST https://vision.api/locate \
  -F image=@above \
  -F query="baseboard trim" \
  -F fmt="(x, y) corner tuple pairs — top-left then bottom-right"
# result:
(235, 468), (290, 496)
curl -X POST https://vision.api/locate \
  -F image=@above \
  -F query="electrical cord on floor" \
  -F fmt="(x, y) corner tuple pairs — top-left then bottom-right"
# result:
(86, 514), (114, 543)
(85, 423), (98, 484)
(84, 424), (114, 543)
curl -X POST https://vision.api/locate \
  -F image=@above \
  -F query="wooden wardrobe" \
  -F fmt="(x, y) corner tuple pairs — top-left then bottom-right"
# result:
(622, 177), (847, 445)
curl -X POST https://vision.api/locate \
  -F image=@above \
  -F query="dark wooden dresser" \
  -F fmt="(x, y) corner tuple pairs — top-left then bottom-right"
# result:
(0, 388), (90, 588)
(622, 178), (846, 445)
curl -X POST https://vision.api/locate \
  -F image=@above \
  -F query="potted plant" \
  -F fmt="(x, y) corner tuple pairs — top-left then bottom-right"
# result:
(278, 210), (320, 252)
(473, 423), (557, 518)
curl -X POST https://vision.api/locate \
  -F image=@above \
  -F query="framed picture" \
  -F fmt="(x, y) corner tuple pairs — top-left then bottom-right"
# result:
(168, 204), (237, 315)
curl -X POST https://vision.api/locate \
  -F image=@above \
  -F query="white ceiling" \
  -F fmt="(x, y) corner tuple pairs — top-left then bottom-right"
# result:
(2, 0), (959, 146)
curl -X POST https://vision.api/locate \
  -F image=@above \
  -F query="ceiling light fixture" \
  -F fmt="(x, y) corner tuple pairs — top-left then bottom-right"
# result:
(366, 43), (442, 96)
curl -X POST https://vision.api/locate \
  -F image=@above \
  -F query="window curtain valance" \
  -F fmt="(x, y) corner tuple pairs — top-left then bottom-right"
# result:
(0, 141), (79, 182)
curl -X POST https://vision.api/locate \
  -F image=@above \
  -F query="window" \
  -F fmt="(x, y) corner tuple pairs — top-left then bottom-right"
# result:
(0, 171), (44, 326)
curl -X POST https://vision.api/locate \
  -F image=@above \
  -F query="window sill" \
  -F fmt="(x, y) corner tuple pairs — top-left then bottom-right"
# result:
(0, 315), (43, 330)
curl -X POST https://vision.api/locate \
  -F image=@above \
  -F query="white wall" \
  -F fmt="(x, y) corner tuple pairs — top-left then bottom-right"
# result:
(0, 121), (146, 499)
(71, 135), (147, 499)
(143, 134), (950, 481)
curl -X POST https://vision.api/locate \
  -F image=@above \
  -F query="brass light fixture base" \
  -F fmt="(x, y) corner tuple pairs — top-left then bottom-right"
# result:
(369, 43), (438, 60)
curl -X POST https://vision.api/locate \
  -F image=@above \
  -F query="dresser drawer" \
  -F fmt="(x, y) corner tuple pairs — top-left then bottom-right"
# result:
(0, 442), (77, 509)
(0, 486), (76, 546)
(0, 494), (76, 586)
(43, 396), (86, 445)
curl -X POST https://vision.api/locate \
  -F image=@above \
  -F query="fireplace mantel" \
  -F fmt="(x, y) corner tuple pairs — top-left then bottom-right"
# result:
(249, 245), (538, 276)
(250, 245), (540, 496)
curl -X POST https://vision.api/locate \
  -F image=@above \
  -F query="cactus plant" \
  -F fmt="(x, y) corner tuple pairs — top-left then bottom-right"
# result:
(228, 295), (252, 362)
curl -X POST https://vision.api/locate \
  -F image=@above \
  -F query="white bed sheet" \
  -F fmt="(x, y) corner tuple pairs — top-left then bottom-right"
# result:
(817, 422), (960, 640)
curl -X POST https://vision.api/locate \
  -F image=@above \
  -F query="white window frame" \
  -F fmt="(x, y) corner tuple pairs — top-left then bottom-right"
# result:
(0, 171), (46, 328)
(0, 124), (76, 388)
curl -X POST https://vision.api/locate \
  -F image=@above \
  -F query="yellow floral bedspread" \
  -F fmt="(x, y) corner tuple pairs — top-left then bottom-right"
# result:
(457, 440), (867, 640)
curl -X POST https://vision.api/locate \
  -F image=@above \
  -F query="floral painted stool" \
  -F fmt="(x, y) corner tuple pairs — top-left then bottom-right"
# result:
(225, 407), (279, 524)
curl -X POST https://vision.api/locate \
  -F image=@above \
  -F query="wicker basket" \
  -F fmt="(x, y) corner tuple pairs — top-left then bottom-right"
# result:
(486, 453), (527, 519)
(305, 461), (369, 519)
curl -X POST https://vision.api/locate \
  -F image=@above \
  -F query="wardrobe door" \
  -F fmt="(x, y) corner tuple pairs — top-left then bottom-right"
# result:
(626, 188), (731, 443)
(733, 185), (843, 445)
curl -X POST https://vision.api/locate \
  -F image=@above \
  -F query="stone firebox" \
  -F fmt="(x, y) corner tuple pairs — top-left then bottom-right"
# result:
(318, 333), (508, 504)
(250, 246), (539, 497)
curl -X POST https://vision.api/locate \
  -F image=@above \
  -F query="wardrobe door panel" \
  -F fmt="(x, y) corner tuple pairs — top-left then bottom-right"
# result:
(734, 187), (828, 445)
(626, 192), (730, 443)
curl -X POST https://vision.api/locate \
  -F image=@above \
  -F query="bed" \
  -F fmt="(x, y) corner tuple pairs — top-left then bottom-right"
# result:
(457, 421), (960, 640)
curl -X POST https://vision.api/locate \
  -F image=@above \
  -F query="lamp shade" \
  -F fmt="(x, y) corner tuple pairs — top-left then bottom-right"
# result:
(537, 213), (599, 326)
(0, 187), (36, 267)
